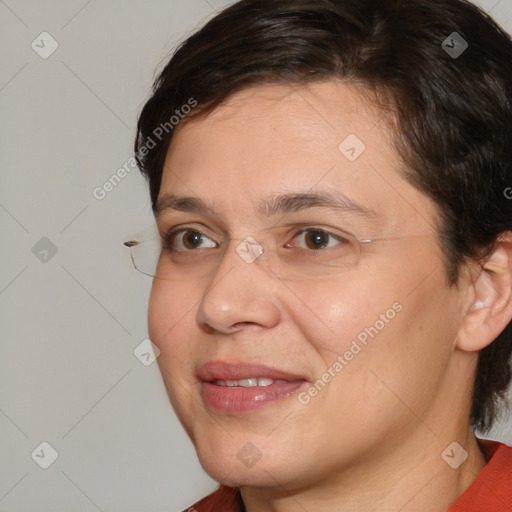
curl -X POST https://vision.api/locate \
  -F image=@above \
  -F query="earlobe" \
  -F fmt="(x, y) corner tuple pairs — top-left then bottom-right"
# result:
(457, 232), (512, 352)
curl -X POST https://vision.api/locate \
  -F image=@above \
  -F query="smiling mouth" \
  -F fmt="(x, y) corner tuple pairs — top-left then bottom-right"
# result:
(198, 361), (308, 413)
(212, 377), (292, 387)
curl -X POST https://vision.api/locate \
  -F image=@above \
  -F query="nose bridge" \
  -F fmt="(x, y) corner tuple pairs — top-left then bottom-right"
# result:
(213, 232), (269, 278)
(195, 234), (280, 332)
(233, 235), (265, 265)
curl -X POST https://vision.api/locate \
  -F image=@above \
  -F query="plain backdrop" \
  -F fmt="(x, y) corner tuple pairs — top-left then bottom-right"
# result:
(1, 1), (511, 511)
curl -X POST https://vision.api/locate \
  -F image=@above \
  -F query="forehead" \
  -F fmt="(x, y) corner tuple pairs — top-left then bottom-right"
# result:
(161, 81), (437, 233)
(171, 81), (387, 159)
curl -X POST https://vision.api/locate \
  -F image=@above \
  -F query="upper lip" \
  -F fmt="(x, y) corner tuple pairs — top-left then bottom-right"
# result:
(197, 360), (308, 382)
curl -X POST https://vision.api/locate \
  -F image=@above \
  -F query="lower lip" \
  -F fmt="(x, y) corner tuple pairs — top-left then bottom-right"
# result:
(202, 381), (306, 413)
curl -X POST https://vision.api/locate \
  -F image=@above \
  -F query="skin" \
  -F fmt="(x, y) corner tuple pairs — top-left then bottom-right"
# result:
(148, 81), (511, 511)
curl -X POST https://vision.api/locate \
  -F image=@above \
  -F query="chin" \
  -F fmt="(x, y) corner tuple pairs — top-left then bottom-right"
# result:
(200, 457), (286, 488)
(193, 437), (307, 490)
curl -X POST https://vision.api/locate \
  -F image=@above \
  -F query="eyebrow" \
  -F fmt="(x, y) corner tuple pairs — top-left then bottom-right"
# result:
(155, 191), (378, 220)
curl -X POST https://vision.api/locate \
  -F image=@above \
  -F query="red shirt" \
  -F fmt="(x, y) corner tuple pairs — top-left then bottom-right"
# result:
(448, 440), (511, 511)
(186, 440), (511, 512)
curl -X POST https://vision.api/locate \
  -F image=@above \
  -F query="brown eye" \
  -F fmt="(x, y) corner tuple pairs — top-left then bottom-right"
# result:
(303, 229), (330, 249)
(287, 228), (347, 251)
(182, 230), (204, 249)
(165, 229), (217, 251)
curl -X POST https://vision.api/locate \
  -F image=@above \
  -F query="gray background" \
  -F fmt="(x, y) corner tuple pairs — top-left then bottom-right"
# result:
(1, 1), (511, 511)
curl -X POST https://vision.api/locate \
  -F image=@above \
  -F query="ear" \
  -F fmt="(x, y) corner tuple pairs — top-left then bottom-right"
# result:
(457, 232), (512, 352)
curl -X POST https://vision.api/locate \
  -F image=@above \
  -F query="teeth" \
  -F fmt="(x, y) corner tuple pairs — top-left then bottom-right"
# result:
(213, 377), (278, 387)
(239, 378), (258, 387)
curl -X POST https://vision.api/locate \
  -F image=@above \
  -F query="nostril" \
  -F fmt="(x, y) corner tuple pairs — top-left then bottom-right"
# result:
(231, 321), (259, 331)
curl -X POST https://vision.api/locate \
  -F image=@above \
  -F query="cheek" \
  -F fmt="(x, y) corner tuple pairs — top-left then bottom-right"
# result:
(147, 282), (172, 345)
(147, 279), (199, 365)
(290, 258), (456, 381)
(148, 281), (202, 417)
(285, 275), (399, 361)
(288, 270), (457, 439)
(148, 278), (196, 337)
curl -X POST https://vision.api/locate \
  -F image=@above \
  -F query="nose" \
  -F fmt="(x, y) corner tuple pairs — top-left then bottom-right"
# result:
(195, 238), (281, 334)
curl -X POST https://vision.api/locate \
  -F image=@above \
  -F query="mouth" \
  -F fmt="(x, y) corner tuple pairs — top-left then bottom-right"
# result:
(198, 361), (308, 413)
(212, 377), (290, 387)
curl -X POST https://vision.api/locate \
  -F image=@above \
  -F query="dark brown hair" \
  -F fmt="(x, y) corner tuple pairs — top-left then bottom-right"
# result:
(135, 0), (512, 432)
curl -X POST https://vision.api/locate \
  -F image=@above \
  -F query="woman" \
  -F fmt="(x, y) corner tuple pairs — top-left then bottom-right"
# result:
(126, 0), (512, 509)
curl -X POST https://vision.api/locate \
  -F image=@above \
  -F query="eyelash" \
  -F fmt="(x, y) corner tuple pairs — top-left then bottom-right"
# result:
(162, 226), (350, 253)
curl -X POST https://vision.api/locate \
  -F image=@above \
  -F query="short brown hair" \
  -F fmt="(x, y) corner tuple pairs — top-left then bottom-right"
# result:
(135, 0), (512, 432)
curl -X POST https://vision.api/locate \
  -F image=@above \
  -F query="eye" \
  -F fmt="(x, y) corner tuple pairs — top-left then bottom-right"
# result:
(164, 228), (217, 251)
(285, 228), (349, 251)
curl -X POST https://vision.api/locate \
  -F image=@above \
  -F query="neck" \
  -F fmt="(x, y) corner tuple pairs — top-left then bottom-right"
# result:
(240, 427), (487, 512)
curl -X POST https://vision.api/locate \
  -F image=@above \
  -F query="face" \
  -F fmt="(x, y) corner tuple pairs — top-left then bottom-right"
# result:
(148, 81), (466, 490)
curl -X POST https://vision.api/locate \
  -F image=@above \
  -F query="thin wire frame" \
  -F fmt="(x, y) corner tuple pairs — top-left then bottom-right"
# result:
(123, 230), (432, 280)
